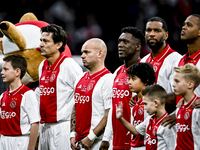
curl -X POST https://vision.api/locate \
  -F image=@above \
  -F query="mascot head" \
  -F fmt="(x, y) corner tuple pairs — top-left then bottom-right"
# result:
(0, 12), (71, 87)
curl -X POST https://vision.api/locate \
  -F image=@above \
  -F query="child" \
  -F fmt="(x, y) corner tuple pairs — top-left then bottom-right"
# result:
(126, 62), (155, 150)
(116, 84), (176, 150)
(173, 63), (200, 150)
(0, 54), (40, 150)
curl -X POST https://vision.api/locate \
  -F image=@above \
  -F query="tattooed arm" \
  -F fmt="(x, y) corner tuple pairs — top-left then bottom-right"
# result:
(70, 105), (80, 150)
(71, 105), (76, 132)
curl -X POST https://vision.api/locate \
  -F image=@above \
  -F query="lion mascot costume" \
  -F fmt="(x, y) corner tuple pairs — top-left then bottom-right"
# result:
(0, 12), (72, 89)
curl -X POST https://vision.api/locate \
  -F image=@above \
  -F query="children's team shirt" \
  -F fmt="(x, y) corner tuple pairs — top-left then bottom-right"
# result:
(103, 64), (133, 149)
(131, 97), (148, 147)
(0, 84), (40, 136)
(74, 68), (113, 141)
(175, 95), (200, 150)
(141, 44), (182, 93)
(136, 112), (176, 150)
(38, 52), (83, 123)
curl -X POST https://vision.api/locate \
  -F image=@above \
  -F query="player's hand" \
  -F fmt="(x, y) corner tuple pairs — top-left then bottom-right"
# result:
(161, 114), (176, 129)
(192, 98), (200, 108)
(116, 101), (123, 119)
(81, 136), (93, 150)
(99, 141), (110, 150)
(129, 96), (136, 107)
(70, 137), (80, 150)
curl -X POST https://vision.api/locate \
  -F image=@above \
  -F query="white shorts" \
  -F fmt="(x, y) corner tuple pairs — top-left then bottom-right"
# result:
(0, 134), (29, 150)
(38, 120), (71, 150)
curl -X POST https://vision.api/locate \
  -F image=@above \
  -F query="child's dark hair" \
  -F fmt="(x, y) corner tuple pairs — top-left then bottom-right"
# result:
(3, 54), (27, 79)
(142, 84), (167, 104)
(127, 62), (155, 86)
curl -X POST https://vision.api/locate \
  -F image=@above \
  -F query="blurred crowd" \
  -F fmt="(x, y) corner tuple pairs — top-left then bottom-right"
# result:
(0, 0), (200, 72)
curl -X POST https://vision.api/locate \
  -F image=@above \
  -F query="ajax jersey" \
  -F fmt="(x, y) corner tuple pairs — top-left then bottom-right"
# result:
(131, 97), (148, 147)
(0, 84), (40, 136)
(74, 68), (113, 142)
(175, 95), (200, 150)
(112, 65), (132, 149)
(141, 44), (182, 93)
(38, 52), (83, 123)
(136, 112), (176, 150)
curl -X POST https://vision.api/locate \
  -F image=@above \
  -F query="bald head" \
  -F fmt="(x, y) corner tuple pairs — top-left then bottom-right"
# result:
(83, 38), (107, 58)
(81, 38), (107, 73)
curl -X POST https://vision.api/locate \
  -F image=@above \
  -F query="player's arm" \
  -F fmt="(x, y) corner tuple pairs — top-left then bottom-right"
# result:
(116, 101), (139, 135)
(81, 108), (110, 149)
(28, 122), (39, 150)
(70, 105), (80, 150)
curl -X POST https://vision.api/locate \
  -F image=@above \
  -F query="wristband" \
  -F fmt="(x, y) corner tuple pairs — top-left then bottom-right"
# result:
(87, 130), (97, 141)
(70, 131), (76, 138)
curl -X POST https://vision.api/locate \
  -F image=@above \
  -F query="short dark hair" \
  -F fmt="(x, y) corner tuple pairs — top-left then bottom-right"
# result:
(127, 62), (155, 86)
(41, 24), (67, 53)
(121, 26), (145, 45)
(142, 84), (167, 104)
(3, 54), (27, 79)
(191, 14), (200, 26)
(147, 16), (168, 32)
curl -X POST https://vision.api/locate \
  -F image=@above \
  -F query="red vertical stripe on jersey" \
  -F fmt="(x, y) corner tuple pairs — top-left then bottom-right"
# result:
(112, 65), (132, 149)
(40, 53), (67, 123)
(131, 97), (145, 147)
(75, 68), (110, 142)
(175, 95), (198, 150)
(0, 84), (31, 135)
(146, 112), (168, 150)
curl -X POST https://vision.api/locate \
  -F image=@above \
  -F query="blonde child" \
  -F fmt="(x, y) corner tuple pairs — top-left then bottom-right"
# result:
(173, 63), (200, 150)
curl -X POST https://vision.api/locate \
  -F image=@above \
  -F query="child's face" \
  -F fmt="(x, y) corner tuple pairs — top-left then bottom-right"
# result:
(1, 61), (17, 84)
(128, 75), (146, 93)
(173, 72), (189, 96)
(143, 95), (157, 115)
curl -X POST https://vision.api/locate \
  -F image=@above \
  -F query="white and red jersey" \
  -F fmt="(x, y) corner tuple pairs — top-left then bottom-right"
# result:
(175, 95), (200, 150)
(103, 64), (133, 149)
(131, 97), (149, 147)
(136, 112), (176, 150)
(0, 84), (40, 136)
(141, 44), (182, 93)
(74, 67), (113, 142)
(38, 52), (83, 123)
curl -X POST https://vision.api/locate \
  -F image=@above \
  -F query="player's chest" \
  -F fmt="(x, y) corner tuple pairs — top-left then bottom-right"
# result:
(1, 94), (22, 112)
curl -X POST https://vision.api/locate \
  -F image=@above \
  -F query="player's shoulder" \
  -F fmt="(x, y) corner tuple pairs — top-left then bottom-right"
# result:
(141, 53), (151, 62)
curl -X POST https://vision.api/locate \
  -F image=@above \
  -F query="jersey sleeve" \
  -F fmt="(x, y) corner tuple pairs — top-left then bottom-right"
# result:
(102, 106), (113, 142)
(100, 74), (114, 110)
(162, 125), (176, 150)
(192, 109), (200, 148)
(62, 58), (83, 88)
(22, 90), (40, 124)
(136, 116), (150, 136)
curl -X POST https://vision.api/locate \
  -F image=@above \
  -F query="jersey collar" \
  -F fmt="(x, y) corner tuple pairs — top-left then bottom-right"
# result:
(150, 44), (171, 62)
(181, 94), (198, 109)
(45, 52), (66, 71)
(7, 84), (24, 96)
(183, 50), (200, 61)
(85, 67), (109, 80)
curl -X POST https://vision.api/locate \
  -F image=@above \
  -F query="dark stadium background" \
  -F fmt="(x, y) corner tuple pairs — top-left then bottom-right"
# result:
(0, 0), (200, 93)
